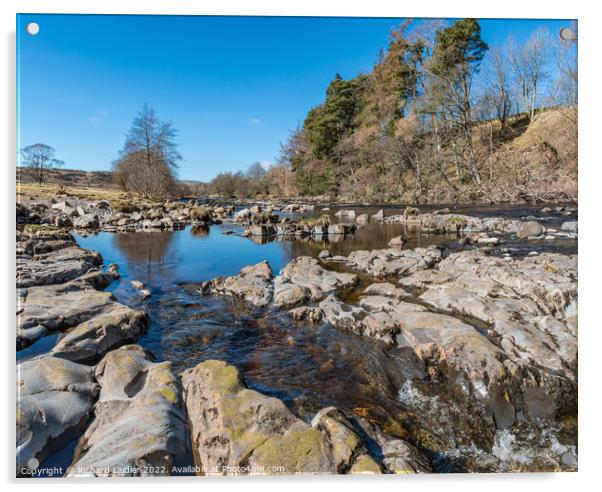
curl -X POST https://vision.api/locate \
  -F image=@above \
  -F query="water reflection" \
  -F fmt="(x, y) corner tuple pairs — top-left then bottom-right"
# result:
(114, 230), (175, 264)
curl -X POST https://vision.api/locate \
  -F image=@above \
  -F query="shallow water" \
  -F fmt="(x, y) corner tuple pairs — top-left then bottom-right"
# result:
(66, 203), (577, 472)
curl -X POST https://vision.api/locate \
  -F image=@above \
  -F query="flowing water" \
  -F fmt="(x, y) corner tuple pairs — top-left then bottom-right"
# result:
(34, 204), (578, 472)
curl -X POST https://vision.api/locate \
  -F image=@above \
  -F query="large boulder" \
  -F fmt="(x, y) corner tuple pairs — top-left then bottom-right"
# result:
(273, 256), (358, 308)
(181, 360), (383, 475)
(561, 221), (578, 233)
(17, 357), (99, 476)
(67, 345), (190, 476)
(247, 225), (276, 237)
(73, 214), (99, 229)
(199, 261), (274, 307)
(345, 246), (442, 278)
(516, 220), (545, 238)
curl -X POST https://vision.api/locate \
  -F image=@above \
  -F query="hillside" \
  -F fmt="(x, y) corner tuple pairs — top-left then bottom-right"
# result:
(17, 167), (115, 188)
(270, 19), (578, 204)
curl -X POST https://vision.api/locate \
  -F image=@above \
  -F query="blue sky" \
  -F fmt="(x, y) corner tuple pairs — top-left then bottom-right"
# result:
(17, 15), (575, 182)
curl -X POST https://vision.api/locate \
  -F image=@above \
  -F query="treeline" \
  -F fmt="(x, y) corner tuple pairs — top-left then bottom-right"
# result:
(275, 18), (577, 203)
(198, 162), (296, 197)
(112, 19), (577, 203)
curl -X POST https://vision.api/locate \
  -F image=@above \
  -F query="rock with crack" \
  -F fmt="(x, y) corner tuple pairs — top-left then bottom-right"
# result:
(67, 345), (190, 477)
(17, 284), (115, 349)
(385, 212), (521, 235)
(17, 275), (146, 356)
(17, 356), (99, 476)
(273, 256), (359, 308)
(344, 246), (442, 278)
(181, 359), (384, 475)
(17, 245), (103, 288)
(50, 305), (150, 363)
(199, 261), (274, 307)
(409, 250), (577, 422)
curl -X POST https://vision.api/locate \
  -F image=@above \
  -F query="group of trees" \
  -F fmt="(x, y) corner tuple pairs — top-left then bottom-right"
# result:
(19, 104), (183, 200)
(201, 160), (296, 197)
(278, 18), (577, 203)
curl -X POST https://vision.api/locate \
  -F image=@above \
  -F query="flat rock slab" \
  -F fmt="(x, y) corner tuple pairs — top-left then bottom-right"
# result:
(345, 246), (442, 278)
(290, 248), (577, 430)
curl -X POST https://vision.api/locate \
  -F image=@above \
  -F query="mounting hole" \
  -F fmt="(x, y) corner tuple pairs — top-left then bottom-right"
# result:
(26, 22), (40, 36)
(560, 27), (577, 41)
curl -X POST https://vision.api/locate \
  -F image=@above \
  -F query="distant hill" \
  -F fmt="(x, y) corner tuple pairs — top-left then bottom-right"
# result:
(16, 167), (207, 197)
(17, 167), (116, 188)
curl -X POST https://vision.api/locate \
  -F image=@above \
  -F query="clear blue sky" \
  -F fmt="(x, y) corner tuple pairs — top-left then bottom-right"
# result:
(17, 15), (575, 182)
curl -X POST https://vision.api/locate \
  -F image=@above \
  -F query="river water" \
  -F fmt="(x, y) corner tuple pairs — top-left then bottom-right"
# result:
(62, 204), (577, 472)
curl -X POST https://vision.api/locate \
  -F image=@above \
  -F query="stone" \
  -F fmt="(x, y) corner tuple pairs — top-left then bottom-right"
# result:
(327, 223), (354, 235)
(73, 214), (99, 229)
(371, 209), (385, 221)
(200, 261), (274, 307)
(334, 209), (355, 218)
(181, 360), (378, 475)
(318, 250), (332, 259)
(50, 305), (149, 363)
(68, 345), (190, 476)
(561, 221), (577, 232)
(385, 212), (521, 235)
(356, 213), (369, 224)
(17, 267), (136, 352)
(516, 220), (545, 238)
(381, 439), (432, 473)
(17, 245), (102, 288)
(17, 357), (99, 475)
(273, 256), (358, 307)
(247, 225), (276, 236)
(476, 236), (500, 245)
(388, 235), (405, 247)
(345, 246), (442, 278)
(234, 208), (251, 221)
(362, 282), (406, 299)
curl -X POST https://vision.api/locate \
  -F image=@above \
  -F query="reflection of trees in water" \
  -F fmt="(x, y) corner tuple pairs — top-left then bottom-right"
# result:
(113, 231), (175, 264)
(285, 222), (455, 259)
(190, 225), (210, 237)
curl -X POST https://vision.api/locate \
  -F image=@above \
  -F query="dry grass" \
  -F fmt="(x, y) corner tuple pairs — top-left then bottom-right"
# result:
(16, 182), (158, 208)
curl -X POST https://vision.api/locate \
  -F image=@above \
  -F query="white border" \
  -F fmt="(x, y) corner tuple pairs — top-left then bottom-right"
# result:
(2, 1), (600, 491)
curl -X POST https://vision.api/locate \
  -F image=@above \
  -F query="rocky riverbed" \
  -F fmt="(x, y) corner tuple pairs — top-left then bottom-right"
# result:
(16, 198), (578, 476)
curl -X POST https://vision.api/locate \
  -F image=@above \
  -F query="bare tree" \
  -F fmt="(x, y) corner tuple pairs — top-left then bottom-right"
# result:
(19, 143), (65, 184)
(485, 46), (512, 129)
(549, 25), (577, 120)
(508, 29), (551, 120)
(113, 104), (182, 199)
